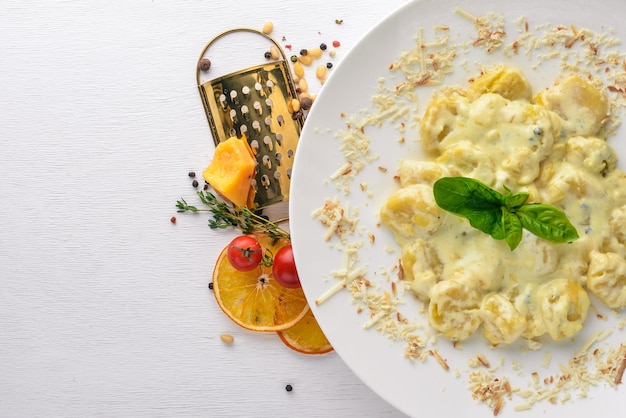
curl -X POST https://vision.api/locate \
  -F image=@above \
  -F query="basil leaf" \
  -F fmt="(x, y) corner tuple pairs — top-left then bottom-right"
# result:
(433, 177), (504, 212)
(433, 176), (579, 249)
(501, 209), (523, 250)
(516, 204), (580, 243)
(504, 191), (529, 209)
(434, 177), (505, 239)
(468, 206), (505, 238)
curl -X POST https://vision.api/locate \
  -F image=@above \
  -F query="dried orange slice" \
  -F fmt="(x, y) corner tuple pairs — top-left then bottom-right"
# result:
(212, 233), (309, 332)
(277, 308), (334, 355)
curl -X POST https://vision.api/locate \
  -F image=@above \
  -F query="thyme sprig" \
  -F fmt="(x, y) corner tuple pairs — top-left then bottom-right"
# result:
(176, 191), (290, 240)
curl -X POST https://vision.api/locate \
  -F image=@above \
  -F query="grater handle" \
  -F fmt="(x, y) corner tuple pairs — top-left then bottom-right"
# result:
(196, 27), (290, 86)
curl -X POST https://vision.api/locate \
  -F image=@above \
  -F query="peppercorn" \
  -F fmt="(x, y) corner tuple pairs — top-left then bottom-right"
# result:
(192, 180), (199, 188)
(188, 171), (196, 178)
(300, 97), (313, 110)
(208, 282), (214, 290)
(264, 51), (272, 59)
(299, 48), (308, 56)
(203, 183), (209, 191)
(199, 58), (211, 71)
(320, 43), (327, 50)
(332, 40), (340, 48)
(285, 384), (293, 392)
(326, 62), (333, 69)
(290, 55), (298, 63)
(170, 216), (176, 224)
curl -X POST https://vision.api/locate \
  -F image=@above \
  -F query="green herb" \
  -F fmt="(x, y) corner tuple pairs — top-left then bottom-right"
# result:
(433, 177), (579, 250)
(176, 191), (290, 240)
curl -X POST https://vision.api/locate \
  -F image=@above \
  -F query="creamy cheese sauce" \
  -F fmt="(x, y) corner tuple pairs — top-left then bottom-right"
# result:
(380, 66), (626, 344)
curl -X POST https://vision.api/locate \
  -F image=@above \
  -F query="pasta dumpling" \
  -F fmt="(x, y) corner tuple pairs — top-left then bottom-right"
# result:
(536, 278), (590, 341)
(468, 66), (532, 102)
(534, 74), (608, 137)
(586, 251), (626, 309)
(401, 239), (442, 300)
(480, 293), (528, 345)
(379, 184), (446, 240)
(428, 279), (482, 341)
(397, 160), (449, 187)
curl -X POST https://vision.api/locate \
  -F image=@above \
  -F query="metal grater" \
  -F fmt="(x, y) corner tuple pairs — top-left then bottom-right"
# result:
(196, 28), (304, 210)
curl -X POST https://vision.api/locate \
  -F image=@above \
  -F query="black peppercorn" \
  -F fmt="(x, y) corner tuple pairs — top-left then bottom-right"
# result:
(326, 62), (333, 69)
(285, 384), (293, 392)
(300, 97), (313, 111)
(320, 43), (327, 51)
(299, 49), (308, 56)
(290, 55), (298, 63)
(188, 171), (196, 178)
(192, 180), (199, 188)
(264, 51), (272, 59)
(199, 58), (211, 71)
(208, 282), (214, 290)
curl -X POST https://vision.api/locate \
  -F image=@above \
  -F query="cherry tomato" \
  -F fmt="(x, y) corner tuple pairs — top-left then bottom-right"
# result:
(227, 235), (263, 272)
(272, 244), (301, 288)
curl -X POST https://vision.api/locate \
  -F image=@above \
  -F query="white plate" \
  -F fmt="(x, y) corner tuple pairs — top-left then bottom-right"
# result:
(290, 0), (626, 416)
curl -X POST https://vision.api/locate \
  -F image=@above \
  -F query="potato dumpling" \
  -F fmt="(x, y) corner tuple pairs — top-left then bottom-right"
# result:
(401, 239), (442, 300)
(534, 74), (608, 137)
(397, 160), (449, 187)
(509, 284), (548, 339)
(480, 293), (528, 345)
(428, 279), (482, 341)
(446, 237), (504, 291)
(565, 136), (616, 175)
(511, 235), (560, 278)
(379, 184), (446, 240)
(436, 141), (496, 186)
(537, 278), (590, 341)
(586, 251), (626, 309)
(609, 205), (626, 245)
(419, 92), (468, 153)
(468, 66), (532, 102)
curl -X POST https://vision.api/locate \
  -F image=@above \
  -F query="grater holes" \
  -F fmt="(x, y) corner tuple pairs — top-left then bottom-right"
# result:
(277, 114), (284, 126)
(240, 106), (249, 121)
(253, 101), (262, 115)
(275, 152), (282, 166)
(230, 90), (238, 105)
(286, 168), (292, 179)
(262, 154), (271, 169)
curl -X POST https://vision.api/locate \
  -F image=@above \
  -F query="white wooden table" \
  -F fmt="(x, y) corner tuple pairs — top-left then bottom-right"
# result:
(0, 1), (409, 416)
